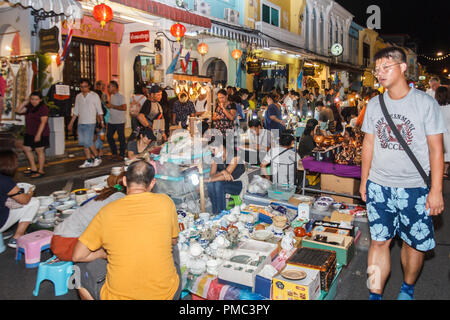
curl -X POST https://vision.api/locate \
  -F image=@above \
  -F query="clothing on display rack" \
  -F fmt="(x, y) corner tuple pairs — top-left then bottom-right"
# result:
(0, 57), (35, 121)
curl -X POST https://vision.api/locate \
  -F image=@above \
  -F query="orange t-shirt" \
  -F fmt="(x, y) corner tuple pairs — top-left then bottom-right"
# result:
(79, 192), (179, 300)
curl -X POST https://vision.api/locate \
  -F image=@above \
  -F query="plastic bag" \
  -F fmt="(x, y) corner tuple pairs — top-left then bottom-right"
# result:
(247, 175), (272, 194)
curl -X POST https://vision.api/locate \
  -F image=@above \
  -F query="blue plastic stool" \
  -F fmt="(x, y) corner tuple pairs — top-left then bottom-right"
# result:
(33, 256), (74, 296)
(0, 233), (5, 254)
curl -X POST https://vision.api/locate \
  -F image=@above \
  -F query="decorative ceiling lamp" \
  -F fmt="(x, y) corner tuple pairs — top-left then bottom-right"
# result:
(93, 3), (113, 29)
(232, 49), (242, 60)
(170, 23), (186, 42)
(197, 42), (209, 56)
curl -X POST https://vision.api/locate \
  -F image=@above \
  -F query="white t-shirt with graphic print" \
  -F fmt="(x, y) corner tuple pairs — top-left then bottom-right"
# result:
(362, 87), (447, 188)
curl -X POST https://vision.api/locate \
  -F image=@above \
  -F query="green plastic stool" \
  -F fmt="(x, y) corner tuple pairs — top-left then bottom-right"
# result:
(226, 195), (242, 210)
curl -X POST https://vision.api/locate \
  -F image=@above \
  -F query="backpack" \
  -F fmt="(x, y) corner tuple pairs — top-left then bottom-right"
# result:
(129, 95), (145, 117)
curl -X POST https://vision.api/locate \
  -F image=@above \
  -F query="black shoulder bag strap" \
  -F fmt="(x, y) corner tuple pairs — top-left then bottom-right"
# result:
(379, 94), (431, 188)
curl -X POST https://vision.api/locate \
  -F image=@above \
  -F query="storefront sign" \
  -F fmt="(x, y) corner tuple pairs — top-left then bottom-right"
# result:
(130, 30), (150, 43)
(39, 27), (60, 54)
(303, 67), (315, 77)
(61, 16), (124, 44)
(247, 61), (262, 74)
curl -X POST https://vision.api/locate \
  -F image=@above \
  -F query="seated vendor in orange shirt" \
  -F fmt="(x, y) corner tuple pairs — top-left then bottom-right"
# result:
(72, 160), (181, 300)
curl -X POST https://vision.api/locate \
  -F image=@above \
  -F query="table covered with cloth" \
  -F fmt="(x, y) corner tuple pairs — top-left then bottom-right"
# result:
(181, 272), (266, 300)
(301, 156), (361, 178)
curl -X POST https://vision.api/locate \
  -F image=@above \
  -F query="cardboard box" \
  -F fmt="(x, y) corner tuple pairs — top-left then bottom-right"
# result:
(272, 265), (321, 300)
(302, 231), (355, 266)
(255, 274), (272, 299)
(320, 174), (361, 204)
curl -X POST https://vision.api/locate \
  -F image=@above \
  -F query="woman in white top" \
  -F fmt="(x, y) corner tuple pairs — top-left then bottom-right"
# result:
(436, 86), (450, 178)
(129, 84), (148, 141)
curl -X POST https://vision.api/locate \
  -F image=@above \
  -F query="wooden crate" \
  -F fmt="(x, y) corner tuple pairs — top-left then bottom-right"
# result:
(286, 247), (337, 292)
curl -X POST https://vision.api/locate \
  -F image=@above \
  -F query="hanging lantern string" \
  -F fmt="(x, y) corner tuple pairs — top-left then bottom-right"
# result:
(419, 53), (450, 61)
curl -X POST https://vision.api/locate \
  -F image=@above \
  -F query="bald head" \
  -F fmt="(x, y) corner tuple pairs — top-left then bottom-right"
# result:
(125, 160), (155, 188)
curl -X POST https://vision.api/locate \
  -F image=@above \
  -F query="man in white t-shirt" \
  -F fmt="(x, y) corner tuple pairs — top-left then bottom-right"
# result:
(360, 47), (445, 301)
(105, 81), (127, 160)
(426, 77), (440, 99)
(261, 133), (300, 186)
(68, 79), (104, 168)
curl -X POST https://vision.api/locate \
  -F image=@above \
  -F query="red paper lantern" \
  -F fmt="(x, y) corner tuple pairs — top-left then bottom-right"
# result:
(170, 23), (186, 42)
(197, 42), (209, 56)
(93, 3), (113, 29)
(232, 49), (242, 60)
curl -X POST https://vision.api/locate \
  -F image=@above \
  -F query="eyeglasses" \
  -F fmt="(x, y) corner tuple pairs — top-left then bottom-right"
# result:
(372, 62), (402, 76)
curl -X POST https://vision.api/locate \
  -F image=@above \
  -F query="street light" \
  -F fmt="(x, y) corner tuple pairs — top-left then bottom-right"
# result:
(437, 52), (443, 57)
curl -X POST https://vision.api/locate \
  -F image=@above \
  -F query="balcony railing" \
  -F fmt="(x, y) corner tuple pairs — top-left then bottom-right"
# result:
(255, 21), (304, 48)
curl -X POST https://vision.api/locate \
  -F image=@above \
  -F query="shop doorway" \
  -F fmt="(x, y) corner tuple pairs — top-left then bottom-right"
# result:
(205, 58), (227, 87)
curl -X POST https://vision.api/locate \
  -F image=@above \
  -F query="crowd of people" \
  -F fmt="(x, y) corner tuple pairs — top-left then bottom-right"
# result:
(1, 45), (449, 300)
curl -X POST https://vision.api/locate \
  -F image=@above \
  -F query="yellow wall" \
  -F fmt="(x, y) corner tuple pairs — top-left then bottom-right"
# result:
(244, 0), (306, 34)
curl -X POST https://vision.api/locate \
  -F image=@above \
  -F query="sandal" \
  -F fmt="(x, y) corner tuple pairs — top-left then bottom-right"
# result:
(30, 172), (45, 179)
(23, 169), (38, 176)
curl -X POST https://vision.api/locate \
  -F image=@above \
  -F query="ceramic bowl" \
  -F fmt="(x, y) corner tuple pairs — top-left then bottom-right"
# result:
(199, 212), (210, 222)
(48, 201), (63, 210)
(63, 199), (77, 207)
(61, 209), (75, 219)
(314, 201), (330, 212)
(318, 196), (334, 204)
(37, 196), (53, 207)
(189, 243), (203, 257)
(55, 204), (73, 212)
(52, 190), (69, 200)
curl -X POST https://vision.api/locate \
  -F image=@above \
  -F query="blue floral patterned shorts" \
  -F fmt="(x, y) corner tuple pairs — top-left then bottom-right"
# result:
(366, 180), (435, 252)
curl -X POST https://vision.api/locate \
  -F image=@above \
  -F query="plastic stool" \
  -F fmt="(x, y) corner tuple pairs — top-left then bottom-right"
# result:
(0, 233), (6, 254)
(226, 195), (242, 210)
(33, 256), (74, 297)
(16, 230), (53, 268)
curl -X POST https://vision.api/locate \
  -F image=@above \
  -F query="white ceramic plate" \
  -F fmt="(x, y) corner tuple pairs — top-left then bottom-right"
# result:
(253, 229), (273, 241)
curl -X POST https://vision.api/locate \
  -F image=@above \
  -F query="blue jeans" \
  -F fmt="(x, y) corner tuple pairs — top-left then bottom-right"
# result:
(207, 181), (243, 214)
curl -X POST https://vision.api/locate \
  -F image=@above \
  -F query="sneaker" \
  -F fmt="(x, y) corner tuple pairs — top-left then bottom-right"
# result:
(7, 238), (17, 249)
(79, 160), (94, 168)
(2, 230), (14, 240)
(92, 157), (102, 167)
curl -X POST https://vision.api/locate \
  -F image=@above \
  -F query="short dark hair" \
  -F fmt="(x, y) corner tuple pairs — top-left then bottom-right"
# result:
(30, 91), (43, 100)
(134, 84), (144, 95)
(109, 80), (119, 89)
(248, 119), (261, 128)
(217, 89), (228, 96)
(435, 86), (450, 106)
(316, 101), (324, 107)
(373, 46), (407, 64)
(150, 85), (162, 94)
(140, 127), (156, 141)
(80, 78), (91, 88)
(125, 160), (155, 187)
(0, 150), (18, 177)
(279, 133), (294, 147)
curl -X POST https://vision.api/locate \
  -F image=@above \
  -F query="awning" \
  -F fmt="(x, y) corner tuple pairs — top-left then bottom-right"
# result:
(5, 0), (83, 20)
(202, 20), (269, 48)
(110, 0), (211, 29)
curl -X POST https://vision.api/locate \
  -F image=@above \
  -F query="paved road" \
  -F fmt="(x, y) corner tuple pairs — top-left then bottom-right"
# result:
(1, 150), (449, 300)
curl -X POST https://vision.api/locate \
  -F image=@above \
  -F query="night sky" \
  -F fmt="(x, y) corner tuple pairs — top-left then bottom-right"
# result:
(335, 0), (450, 77)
